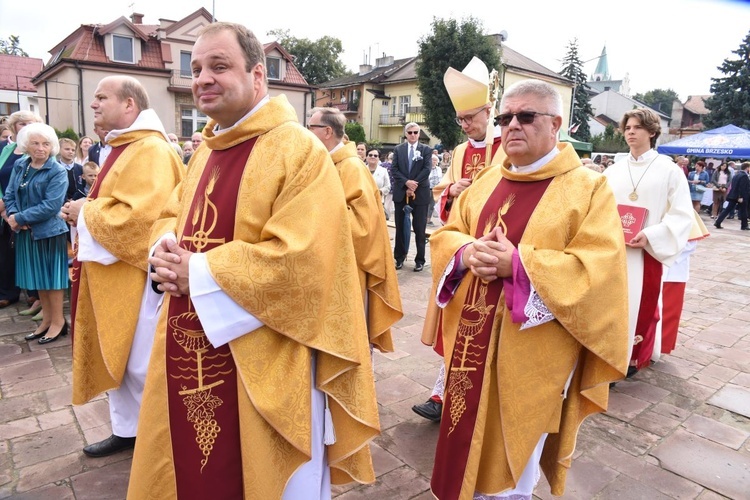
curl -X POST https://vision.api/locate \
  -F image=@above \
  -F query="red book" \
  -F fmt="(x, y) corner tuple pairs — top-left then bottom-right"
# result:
(617, 204), (648, 241)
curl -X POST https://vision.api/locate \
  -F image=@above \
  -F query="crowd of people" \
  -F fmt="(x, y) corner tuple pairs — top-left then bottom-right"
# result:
(1, 21), (747, 500)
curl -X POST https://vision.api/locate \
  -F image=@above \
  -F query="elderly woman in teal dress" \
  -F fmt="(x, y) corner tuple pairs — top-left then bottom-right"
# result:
(2, 123), (69, 344)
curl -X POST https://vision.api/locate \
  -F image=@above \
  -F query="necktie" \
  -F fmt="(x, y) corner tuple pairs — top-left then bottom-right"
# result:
(408, 145), (414, 172)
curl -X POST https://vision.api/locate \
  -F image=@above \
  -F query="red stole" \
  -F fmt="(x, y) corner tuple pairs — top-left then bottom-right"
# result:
(630, 251), (663, 369)
(69, 144), (128, 340)
(439, 138), (502, 223)
(660, 281), (686, 354)
(432, 176), (552, 499)
(166, 138), (257, 498)
(461, 137), (502, 180)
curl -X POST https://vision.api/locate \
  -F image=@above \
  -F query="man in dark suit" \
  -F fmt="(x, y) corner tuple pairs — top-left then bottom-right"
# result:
(391, 122), (433, 271)
(714, 160), (750, 230)
(87, 125), (110, 167)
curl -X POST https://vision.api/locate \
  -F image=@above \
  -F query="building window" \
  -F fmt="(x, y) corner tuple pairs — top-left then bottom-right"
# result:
(399, 96), (411, 115)
(267, 57), (280, 80)
(181, 108), (208, 137)
(0, 103), (19, 115)
(180, 51), (192, 77)
(113, 35), (135, 63)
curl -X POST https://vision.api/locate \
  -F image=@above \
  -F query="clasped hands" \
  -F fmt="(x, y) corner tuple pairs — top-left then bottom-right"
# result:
(149, 239), (193, 297)
(405, 179), (418, 197)
(60, 198), (87, 227)
(462, 227), (515, 282)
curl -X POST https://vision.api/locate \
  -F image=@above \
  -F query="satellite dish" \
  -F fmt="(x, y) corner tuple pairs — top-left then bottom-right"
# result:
(499, 30), (508, 42)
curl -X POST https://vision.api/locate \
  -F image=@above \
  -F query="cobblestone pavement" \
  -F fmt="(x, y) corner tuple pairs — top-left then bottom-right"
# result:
(0, 212), (748, 499)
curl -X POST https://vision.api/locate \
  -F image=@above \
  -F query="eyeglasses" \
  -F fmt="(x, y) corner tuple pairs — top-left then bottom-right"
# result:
(406, 130), (419, 135)
(367, 154), (379, 158)
(455, 107), (488, 126)
(497, 111), (555, 127)
(307, 124), (328, 129)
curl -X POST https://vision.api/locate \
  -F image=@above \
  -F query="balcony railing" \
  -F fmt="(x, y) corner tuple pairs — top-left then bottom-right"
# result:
(379, 107), (425, 126)
(330, 101), (359, 113)
(170, 70), (192, 89)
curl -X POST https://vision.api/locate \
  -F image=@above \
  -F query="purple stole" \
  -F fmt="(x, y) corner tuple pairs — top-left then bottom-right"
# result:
(69, 144), (128, 341)
(166, 138), (257, 498)
(431, 175), (553, 499)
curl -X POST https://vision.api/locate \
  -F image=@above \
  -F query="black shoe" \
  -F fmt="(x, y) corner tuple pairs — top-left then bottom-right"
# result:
(25, 327), (48, 341)
(82, 434), (136, 457)
(413, 263), (424, 272)
(412, 399), (442, 422)
(395, 261), (403, 270)
(626, 366), (639, 379)
(714, 223), (723, 229)
(38, 323), (68, 345)
(742, 227), (750, 231)
(727, 216), (735, 219)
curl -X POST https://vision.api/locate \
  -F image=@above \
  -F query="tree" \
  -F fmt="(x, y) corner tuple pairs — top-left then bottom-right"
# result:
(416, 17), (500, 150)
(55, 127), (79, 141)
(267, 29), (349, 86)
(0, 35), (28, 57)
(559, 38), (593, 142)
(703, 30), (750, 129)
(632, 89), (679, 116)
(590, 123), (628, 153)
(345, 122), (366, 144)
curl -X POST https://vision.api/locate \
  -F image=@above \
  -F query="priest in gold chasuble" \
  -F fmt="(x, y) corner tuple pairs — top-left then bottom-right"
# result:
(63, 76), (184, 459)
(428, 80), (629, 500)
(128, 23), (379, 500)
(308, 106), (403, 354)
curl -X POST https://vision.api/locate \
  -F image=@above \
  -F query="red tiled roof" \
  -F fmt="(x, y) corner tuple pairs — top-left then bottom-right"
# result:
(263, 42), (309, 87)
(0, 54), (43, 91)
(48, 24), (165, 70)
(683, 95), (710, 115)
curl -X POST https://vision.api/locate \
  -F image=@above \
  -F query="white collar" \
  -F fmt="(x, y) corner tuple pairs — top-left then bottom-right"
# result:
(468, 124), (502, 148)
(105, 109), (169, 143)
(213, 94), (270, 135)
(510, 146), (560, 173)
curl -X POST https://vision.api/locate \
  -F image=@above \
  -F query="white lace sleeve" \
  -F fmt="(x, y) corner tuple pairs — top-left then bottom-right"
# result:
(520, 282), (555, 330)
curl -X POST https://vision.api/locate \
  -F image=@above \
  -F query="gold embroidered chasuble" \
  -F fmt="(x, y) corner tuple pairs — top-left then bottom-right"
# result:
(71, 131), (184, 404)
(331, 141), (403, 352)
(128, 96), (380, 499)
(429, 144), (629, 497)
(422, 138), (506, 350)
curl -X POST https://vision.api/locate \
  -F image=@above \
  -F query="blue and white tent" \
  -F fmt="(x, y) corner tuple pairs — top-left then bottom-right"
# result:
(657, 124), (750, 159)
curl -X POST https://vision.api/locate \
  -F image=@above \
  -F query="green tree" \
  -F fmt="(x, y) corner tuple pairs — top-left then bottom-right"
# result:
(703, 30), (750, 129)
(416, 17), (500, 150)
(0, 35), (28, 57)
(345, 122), (366, 144)
(55, 127), (79, 141)
(559, 38), (593, 142)
(590, 123), (628, 153)
(267, 29), (349, 85)
(632, 89), (679, 116)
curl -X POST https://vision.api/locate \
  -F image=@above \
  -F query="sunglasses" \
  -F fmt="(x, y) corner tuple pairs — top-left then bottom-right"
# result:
(367, 154), (379, 157)
(497, 111), (555, 127)
(406, 131), (419, 135)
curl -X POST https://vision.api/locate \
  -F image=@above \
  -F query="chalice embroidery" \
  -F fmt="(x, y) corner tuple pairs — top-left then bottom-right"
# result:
(446, 193), (514, 434)
(169, 167), (232, 471)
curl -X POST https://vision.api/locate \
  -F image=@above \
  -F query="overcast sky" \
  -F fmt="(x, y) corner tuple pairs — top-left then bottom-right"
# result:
(2, 0), (749, 100)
